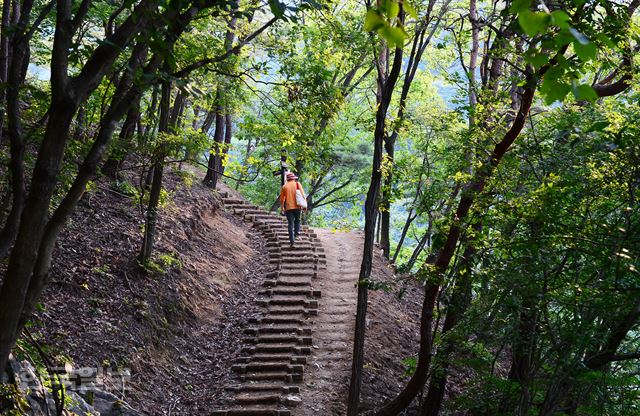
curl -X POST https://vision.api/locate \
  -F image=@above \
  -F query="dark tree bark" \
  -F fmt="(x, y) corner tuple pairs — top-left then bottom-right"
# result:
(221, 113), (232, 174)
(139, 80), (171, 264)
(375, 75), (537, 415)
(18, 41), (152, 332)
(422, 225), (481, 416)
(203, 12), (237, 187)
(380, 0), (444, 258)
(0, 0), (38, 260)
(201, 109), (216, 134)
(203, 90), (224, 188)
(0, 0), (12, 145)
(0, 0), (188, 372)
(347, 22), (405, 414)
(391, 161), (426, 263)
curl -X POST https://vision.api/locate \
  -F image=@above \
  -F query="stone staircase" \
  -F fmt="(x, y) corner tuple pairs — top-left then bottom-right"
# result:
(212, 191), (326, 416)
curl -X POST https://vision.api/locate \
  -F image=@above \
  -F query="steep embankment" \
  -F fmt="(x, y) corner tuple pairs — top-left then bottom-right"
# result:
(30, 169), (270, 414)
(18, 168), (424, 415)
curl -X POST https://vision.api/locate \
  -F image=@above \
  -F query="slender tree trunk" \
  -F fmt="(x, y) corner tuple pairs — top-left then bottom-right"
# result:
(421, 225), (480, 416)
(0, 0), (12, 145)
(139, 80), (171, 264)
(203, 12), (236, 186)
(221, 113), (232, 174)
(17, 42), (151, 333)
(201, 109), (216, 134)
(203, 90), (224, 188)
(419, 5), (482, 413)
(347, 30), (405, 415)
(375, 80), (537, 415)
(404, 226), (430, 272)
(380, 181), (392, 256)
(0, 0), (33, 260)
(391, 207), (415, 264)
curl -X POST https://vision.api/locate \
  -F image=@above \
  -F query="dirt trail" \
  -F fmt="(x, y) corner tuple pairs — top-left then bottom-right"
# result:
(299, 229), (362, 415)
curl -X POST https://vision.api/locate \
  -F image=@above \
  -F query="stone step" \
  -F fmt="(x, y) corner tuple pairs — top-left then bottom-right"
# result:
(249, 316), (306, 325)
(259, 288), (321, 298)
(269, 256), (318, 264)
(265, 306), (317, 317)
(236, 355), (307, 365)
(232, 362), (304, 374)
(222, 198), (245, 205)
(241, 344), (311, 355)
(258, 298), (318, 309)
(279, 248), (321, 255)
(243, 209), (273, 216)
(234, 394), (281, 405)
(278, 267), (317, 274)
(225, 384), (300, 394)
(269, 279), (312, 287)
(246, 334), (313, 345)
(240, 371), (303, 383)
(244, 326), (312, 336)
(279, 256), (320, 263)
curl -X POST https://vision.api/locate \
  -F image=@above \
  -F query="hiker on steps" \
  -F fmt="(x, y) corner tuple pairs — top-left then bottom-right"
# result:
(280, 172), (307, 247)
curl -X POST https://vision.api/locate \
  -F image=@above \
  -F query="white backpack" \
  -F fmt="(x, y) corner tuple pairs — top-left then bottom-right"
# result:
(295, 182), (307, 209)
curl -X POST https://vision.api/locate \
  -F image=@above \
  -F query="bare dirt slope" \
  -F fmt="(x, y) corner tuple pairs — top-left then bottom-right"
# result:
(14, 170), (423, 415)
(28, 171), (270, 414)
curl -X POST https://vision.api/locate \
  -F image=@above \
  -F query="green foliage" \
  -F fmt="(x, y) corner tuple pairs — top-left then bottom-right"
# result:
(140, 252), (181, 275)
(364, 0), (417, 47)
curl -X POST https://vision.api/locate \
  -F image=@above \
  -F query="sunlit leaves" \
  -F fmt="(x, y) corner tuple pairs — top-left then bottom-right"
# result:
(518, 10), (550, 37)
(364, 0), (415, 48)
(573, 40), (597, 61)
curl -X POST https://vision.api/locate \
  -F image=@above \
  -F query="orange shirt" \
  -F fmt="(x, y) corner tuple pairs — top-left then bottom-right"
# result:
(280, 180), (305, 211)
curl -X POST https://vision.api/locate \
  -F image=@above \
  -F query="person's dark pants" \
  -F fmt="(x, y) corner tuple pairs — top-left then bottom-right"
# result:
(285, 209), (301, 244)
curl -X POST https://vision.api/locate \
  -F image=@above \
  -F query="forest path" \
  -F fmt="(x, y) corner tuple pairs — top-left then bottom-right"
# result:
(298, 229), (362, 415)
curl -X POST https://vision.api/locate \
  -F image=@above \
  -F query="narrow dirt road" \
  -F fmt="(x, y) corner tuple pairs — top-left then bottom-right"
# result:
(299, 228), (362, 415)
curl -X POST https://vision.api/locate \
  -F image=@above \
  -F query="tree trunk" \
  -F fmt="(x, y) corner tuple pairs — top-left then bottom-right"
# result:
(347, 32), (405, 415)
(203, 91), (224, 188)
(404, 226), (430, 272)
(421, 225), (480, 416)
(0, 101), (77, 373)
(0, 0), (12, 145)
(221, 113), (232, 174)
(17, 41), (151, 333)
(375, 81), (537, 415)
(139, 80), (171, 264)
(0, 0), (34, 260)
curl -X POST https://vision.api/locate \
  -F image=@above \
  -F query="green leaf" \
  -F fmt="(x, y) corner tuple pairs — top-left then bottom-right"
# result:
(518, 10), (550, 37)
(573, 84), (598, 101)
(365, 9), (385, 32)
(596, 33), (616, 49)
(404, 1), (418, 18)
(554, 29), (575, 47)
(510, 0), (531, 13)
(268, 0), (286, 18)
(541, 73), (570, 104)
(573, 40), (596, 61)
(379, 25), (406, 48)
(586, 120), (610, 132)
(525, 50), (550, 68)
(550, 10), (570, 29)
(386, 0), (400, 18)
